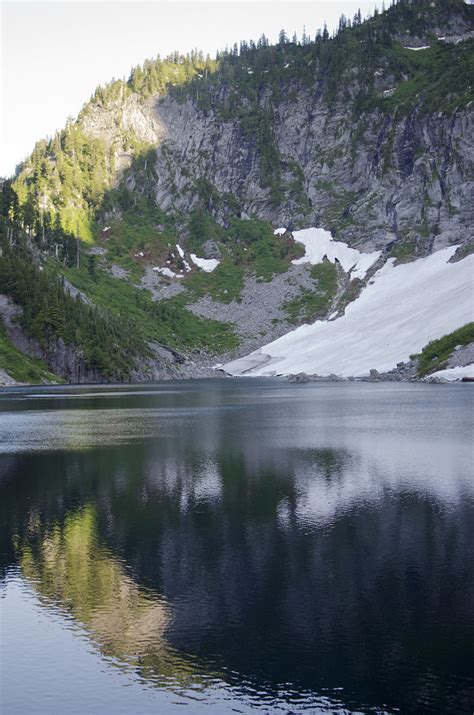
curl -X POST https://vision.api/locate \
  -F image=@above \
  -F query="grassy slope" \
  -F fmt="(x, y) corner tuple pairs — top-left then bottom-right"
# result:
(284, 263), (338, 324)
(61, 263), (239, 354)
(412, 323), (474, 376)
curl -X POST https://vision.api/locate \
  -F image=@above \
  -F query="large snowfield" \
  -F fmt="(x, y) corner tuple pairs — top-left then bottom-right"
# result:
(224, 242), (474, 378)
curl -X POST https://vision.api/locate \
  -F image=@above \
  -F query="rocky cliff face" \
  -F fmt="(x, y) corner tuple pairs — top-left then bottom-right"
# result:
(147, 94), (472, 254)
(74, 52), (474, 257)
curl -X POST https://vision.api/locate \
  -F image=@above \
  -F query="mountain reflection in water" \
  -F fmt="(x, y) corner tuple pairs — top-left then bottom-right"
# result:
(0, 380), (473, 714)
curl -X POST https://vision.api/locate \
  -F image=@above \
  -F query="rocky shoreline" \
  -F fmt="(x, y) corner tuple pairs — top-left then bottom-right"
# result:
(2, 332), (473, 387)
(285, 367), (473, 385)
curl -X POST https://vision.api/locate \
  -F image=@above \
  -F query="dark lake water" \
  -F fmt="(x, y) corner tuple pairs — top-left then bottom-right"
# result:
(0, 379), (473, 714)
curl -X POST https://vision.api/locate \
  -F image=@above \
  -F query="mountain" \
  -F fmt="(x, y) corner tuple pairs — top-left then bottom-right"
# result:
(1, 0), (473, 384)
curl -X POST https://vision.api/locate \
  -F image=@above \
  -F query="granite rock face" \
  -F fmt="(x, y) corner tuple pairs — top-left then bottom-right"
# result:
(77, 85), (473, 256)
(103, 92), (473, 255)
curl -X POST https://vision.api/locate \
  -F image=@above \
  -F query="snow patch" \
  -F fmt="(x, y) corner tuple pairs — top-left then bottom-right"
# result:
(102, 226), (111, 233)
(224, 247), (474, 378)
(405, 45), (431, 51)
(190, 254), (220, 273)
(174, 244), (193, 271)
(273, 227), (287, 236)
(152, 266), (184, 279)
(283, 227), (381, 280)
(429, 364), (474, 381)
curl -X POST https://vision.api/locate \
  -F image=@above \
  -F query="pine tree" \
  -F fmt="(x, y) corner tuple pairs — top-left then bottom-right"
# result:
(87, 255), (97, 281)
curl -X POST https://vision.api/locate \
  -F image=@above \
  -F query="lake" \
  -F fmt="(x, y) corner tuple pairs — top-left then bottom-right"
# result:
(0, 380), (473, 714)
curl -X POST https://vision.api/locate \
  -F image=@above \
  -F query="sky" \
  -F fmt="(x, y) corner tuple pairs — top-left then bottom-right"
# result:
(1, 0), (380, 177)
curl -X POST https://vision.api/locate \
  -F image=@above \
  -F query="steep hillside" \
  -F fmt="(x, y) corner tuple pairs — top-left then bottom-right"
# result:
(1, 0), (473, 383)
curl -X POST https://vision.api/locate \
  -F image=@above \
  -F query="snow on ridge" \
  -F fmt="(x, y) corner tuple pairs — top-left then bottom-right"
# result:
(224, 247), (474, 378)
(274, 226), (381, 280)
(190, 254), (220, 273)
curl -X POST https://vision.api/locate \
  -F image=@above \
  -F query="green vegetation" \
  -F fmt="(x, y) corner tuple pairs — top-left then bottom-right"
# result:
(10, 52), (218, 243)
(150, 295), (238, 352)
(225, 217), (303, 281)
(285, 262), (338, 323)
(78, 52), (218, 117)
(127, 51), (217, 99)
(322, 191), (358, 237)
(0, 320), (59, 384)
(0, 208), (238, 381)
(177, 0), (472, 123)
(62, 263), (239, 353)
(238, 108), (283, 205)
(186, 208), (225, 252)
(411, 323), (474, 376)
(98, 192), (175, 280)
(390, 238), (417, 262)
(184, 217), (303, 302)
(185, 260), (245, 303)
(383, 40), (474, 115)
(336, 277), (364, 310)
(0, 239), (147, 379)
(314, 179), (335, 193)
(12, 125), (113, 242)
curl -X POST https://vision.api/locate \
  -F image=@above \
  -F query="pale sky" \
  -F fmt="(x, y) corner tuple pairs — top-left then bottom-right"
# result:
(1, 0), (380, 177)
